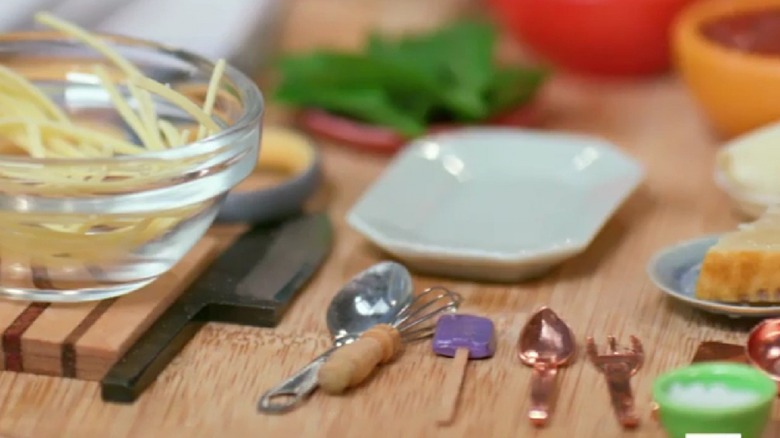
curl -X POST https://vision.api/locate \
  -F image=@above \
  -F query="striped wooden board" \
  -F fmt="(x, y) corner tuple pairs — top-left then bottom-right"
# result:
(0, 237), (219, 380)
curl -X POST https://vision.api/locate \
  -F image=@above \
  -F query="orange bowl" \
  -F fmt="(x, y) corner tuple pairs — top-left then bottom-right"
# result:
(673, 0), (780, 138)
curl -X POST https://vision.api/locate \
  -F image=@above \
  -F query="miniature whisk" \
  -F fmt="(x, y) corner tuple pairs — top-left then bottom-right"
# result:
(318, 286), (463, 394)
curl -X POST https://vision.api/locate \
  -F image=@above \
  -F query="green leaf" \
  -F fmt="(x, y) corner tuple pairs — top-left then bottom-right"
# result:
(485, 67), (549, 115)
(275, 83), (425, 137)
(276, 51), (485, 118)
(364, 21), (497, 120)
(277, 52), (437, 95)
(272, 20), (549, 134)
(435, 20), (497, 94)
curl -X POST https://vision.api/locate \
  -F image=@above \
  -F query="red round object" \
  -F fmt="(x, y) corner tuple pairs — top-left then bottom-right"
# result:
(297, 102), (543, 153)
(485, 0), (697, 77)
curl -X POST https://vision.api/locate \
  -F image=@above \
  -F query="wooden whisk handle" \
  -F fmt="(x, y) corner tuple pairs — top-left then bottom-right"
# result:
(318, 324), (402, 394)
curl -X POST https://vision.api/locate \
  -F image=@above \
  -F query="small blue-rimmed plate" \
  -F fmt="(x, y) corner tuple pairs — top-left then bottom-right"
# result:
(647, 235), (780, 318)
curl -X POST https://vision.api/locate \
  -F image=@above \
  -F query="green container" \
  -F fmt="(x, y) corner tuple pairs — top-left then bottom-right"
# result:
(652, 362), (776, 438)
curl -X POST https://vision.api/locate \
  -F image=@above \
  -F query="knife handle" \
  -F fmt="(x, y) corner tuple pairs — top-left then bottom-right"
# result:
(317, 324), (402, 394)
(101, 302), (203, 403)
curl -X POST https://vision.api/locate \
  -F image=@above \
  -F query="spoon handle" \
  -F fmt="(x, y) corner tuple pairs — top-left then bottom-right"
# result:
(256, 347), (337, 414)
(604, 363), (639, 428)
(529, 362), (558, 427)
(437, 347), (470, 425)
(318, 324), (402, 394)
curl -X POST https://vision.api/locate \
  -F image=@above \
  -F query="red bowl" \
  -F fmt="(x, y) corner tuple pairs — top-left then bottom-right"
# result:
(485, 0), (697, 77)
(296, 102), (543, 153)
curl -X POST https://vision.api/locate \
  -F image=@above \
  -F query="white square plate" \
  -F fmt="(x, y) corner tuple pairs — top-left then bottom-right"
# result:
(347, 128), (645, 282)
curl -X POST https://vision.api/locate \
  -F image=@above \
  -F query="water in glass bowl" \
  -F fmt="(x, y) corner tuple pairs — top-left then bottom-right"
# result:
(0, 72), (258, 302)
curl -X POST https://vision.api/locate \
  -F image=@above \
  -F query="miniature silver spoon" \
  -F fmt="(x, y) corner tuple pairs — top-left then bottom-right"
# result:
(257, 261), (414, 413)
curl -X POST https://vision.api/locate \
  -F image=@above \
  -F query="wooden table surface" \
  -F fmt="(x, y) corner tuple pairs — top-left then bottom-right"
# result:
(1, 1), (779, 437)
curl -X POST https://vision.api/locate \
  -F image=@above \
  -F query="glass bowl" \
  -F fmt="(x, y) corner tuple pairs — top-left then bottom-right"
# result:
(0, 31), (263, 302)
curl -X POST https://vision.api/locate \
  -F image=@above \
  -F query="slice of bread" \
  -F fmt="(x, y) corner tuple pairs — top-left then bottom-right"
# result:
(696, 206), (780, 303)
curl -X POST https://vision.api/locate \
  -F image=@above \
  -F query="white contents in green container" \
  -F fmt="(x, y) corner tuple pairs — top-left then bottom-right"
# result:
(666, 382), (761, 408)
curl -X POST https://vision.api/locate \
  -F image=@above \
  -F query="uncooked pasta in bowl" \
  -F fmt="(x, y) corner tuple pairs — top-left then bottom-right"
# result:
(0, 13), (263, 302)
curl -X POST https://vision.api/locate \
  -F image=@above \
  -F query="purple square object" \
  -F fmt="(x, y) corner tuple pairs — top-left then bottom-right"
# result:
(432, 314), (496, 359)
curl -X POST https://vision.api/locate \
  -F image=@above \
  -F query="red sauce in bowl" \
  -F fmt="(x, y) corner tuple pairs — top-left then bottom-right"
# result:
(701, 9), (780, 55)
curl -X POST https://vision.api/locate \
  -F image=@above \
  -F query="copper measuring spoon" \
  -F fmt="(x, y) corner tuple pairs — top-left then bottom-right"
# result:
(746, 318), (780, 394)
(517, 307), (576, 426)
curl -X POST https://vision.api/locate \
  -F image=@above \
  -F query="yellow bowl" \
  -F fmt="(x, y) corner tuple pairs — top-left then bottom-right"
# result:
(673, 0), (780, 137)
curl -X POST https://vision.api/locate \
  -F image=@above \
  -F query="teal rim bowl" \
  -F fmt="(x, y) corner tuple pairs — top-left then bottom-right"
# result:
(652, 362), (776, 438)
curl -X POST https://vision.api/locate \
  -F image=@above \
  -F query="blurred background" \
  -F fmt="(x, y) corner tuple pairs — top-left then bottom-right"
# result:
(0, 0), (696, 80)
(0, 0), (287, 74)
(8, 0), (773, 142)
(0, 0), (497, 77)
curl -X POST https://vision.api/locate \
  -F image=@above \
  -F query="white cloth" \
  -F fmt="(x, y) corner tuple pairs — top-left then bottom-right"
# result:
(0, 0), (283, 73)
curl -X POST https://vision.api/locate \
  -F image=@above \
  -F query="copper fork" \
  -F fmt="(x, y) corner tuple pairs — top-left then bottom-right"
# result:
(586, 335), (644, 428)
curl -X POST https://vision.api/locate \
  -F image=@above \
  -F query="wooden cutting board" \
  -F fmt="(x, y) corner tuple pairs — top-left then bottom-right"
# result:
(0, 237), (220, 381)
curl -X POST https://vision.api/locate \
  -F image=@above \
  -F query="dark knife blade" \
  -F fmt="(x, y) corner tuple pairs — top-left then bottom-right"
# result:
(100, 212), (332, 403)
